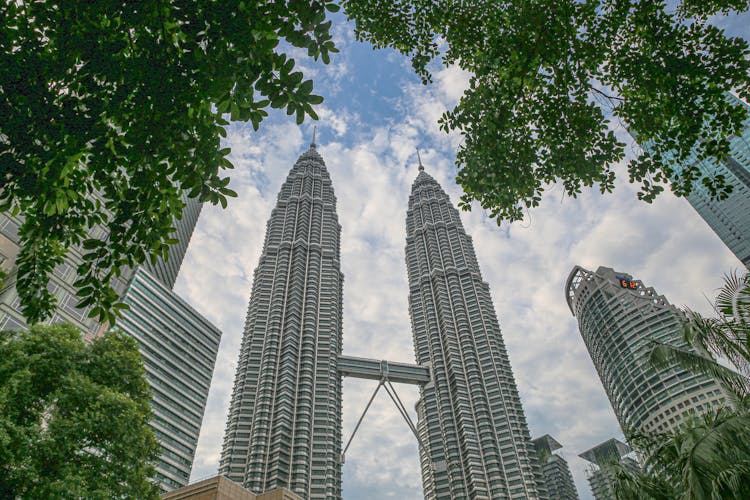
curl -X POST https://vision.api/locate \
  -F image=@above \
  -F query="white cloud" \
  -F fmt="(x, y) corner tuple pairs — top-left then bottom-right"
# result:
(174, 17), (748, 500)
(316, 106), (353, 137)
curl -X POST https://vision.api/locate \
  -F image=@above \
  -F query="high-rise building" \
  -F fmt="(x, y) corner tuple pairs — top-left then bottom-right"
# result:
(119, 266), (221, 492)
(579, 438), (639, 500)
(0, 214), (133, 336)
(531, 435), (579, 500)
(633, 93), (750, 269)
(566, 266), (728, 434)
(0, 193), (201, 333)
(145, 195), (203, 289)
(219, 144), (343, 499)
(116, 193), (220, 492)
(406, 163), (541, 499)
(0, 193), (220, 493)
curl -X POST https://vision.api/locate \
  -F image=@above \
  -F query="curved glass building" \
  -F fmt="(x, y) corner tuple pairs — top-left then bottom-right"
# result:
(566, 266), (728, 433)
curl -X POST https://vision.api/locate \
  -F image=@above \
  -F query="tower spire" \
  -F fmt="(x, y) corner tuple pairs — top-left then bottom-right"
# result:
(310, 125), (317, 149)
(417, 148), (424, 171)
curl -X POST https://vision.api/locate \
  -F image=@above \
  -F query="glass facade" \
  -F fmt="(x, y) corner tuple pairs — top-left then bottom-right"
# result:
(145, 194), (203, 289)
(219, 146), (343, 499)
(637, 93), (750, 269)
(0, 213), (132, 338)
(566, 266), (728, 434)
(406, 167), (541, 499)
(0, 191), (201, 335)
(0, 192), (216, 493)
(118, 267), (222, 492)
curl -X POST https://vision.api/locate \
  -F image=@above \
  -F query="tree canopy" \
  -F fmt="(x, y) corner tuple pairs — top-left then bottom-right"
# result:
(1, 0), (336, 324)
(344, 0), (750, 218)
(0, 323), (160, 498)
(2, 0), (749, 323)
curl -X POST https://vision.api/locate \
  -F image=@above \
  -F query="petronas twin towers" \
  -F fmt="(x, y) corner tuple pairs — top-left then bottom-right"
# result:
(219, 143), (541, 499)
(219, 146), (344, 497)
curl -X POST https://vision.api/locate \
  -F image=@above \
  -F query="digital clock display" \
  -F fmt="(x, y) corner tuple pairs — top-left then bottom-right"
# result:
(617, 276), (638, 290)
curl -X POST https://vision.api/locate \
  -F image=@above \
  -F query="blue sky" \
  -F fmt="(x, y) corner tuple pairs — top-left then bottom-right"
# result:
(175, 10), (750, 499)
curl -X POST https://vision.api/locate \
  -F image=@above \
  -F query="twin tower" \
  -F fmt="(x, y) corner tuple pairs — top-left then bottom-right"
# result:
(217, 143), (542, 499)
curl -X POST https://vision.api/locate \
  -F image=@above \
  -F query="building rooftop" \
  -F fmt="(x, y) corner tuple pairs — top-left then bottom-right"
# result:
(579, 438), (632, 466)
(162, 475), (301, 500)
(531, 434), (563, 455)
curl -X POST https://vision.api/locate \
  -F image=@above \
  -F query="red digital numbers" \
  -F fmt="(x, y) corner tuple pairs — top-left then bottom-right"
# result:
(618, 277), (638, 290)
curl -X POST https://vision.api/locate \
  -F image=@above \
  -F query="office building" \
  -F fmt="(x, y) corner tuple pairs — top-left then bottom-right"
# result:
(531, 435), (579, 500)
(219, 143), (343, 499)
(566, 266), (728, 434)
(119, 267), (222, 492)
(0, 194), (221, 493)
(579, 439), (639, 500)
(0, 192), (201, 333)
(406, 162), (541, 498)
(0, 213), (133, 336)
(145, 195), (203, 289)
(633, 93), (750, 268)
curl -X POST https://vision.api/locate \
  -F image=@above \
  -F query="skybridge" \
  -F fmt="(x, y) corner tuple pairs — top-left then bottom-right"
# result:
(337, 355), (431, 385)
(337, 354), (431, 464)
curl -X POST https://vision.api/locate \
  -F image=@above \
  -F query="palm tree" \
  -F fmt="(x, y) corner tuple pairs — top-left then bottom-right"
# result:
(612, 408), (750, 499)
(611, 271), (750, 499)
(650, 270), (750, 404)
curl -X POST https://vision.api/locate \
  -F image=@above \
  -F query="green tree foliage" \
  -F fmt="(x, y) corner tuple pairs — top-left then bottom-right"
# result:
(611, 271), (750, 498)
(651, 271), (750, 401)
(0, 323), (160, 498)
(3, 0), (749, 325)
(343, 0), (750, 219)
(0, 0), (336, 324)
(612, 409), (750, 499)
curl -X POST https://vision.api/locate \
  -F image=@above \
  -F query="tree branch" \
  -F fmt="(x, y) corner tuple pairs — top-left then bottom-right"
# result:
(590, 86), (624, 103)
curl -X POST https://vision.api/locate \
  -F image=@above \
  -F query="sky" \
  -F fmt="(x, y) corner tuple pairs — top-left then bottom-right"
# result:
(175, 11), (750, 500)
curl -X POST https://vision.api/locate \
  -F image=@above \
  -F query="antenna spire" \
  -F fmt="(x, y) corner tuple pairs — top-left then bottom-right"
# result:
(417, 148), (424, 171)
(310, 126), (317, 149)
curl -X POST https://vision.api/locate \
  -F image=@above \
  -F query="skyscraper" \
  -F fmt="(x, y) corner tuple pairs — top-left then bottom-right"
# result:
(0, 193), (221, 493)
(0, 193), (202, 333)
(119, 266), (221, 492)
(117, 193), (221, 492)
(406, 164), (541, 499)
(531, 435), (579, 500)
(145, 195), (204, 289)
(0, 213), (133, 335)
(579, 438), (639, 500)
(566, 266), (728, 434)
(634, 93), (750, 269)
(219, 144), (343, 499)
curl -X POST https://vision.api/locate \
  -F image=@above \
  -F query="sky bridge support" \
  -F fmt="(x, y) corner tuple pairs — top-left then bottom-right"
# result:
(337, 355), (431, 464)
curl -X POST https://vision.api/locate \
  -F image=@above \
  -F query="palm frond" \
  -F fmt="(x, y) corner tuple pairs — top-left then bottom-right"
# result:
(649, 343), (749, 403)
(610, 460), (678, 499)
(682, 309), (749, 373)
(715, 271), (750, 322)
(682, 271), (750, 379)
(711, 461), (750, 498)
